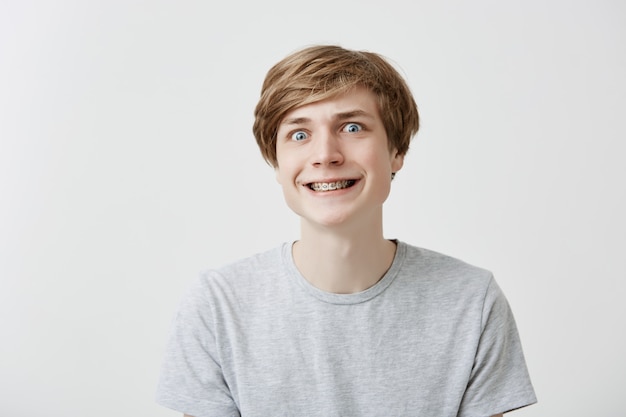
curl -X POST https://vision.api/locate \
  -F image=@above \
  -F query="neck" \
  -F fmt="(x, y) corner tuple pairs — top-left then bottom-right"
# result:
(293, 215), (397, 294)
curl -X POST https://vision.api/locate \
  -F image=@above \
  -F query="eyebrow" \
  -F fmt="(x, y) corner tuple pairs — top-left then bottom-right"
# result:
(281, 110), (375, 126)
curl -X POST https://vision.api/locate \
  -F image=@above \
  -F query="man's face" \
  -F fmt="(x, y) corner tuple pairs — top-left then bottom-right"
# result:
(274, 86), (404, 229)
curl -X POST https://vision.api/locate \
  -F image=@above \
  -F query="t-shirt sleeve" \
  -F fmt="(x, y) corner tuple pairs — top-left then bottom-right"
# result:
(156, 274), (240, 417)
(457, 276), (537, 416)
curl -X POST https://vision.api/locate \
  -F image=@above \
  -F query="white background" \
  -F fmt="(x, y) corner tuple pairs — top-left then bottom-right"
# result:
(1, 0), (624, 416)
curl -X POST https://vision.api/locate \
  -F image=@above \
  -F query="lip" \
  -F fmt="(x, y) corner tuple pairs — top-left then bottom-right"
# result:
(301, 177), (357, 184)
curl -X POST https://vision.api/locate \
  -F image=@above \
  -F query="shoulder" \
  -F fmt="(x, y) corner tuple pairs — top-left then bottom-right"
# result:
(190, 242), (291, 304)
(397, 241), (493, 288)
(390, 241), (502, 316)
(213, 242), (290, 276)
(200, 242), (286, 280)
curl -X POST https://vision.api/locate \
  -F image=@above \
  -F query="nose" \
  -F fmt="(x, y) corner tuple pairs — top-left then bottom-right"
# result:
(311, 130), (344, 167)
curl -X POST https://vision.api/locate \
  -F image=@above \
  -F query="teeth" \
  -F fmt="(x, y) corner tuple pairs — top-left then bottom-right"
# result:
(309, 180), (355, 192)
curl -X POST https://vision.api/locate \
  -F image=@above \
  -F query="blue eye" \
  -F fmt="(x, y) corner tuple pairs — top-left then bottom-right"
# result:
(344, 123), (362, 133)
(291, 131), (308, 141)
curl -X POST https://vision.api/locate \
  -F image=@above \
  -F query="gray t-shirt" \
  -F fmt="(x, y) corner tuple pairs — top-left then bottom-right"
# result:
(156, 241), (536, 416)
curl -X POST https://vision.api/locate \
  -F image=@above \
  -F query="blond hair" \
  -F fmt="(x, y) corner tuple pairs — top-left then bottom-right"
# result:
(253, 45), (420, 166)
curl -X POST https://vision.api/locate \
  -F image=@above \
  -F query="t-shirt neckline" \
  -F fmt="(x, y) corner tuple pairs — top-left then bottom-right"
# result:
(281, 240), (407, 305)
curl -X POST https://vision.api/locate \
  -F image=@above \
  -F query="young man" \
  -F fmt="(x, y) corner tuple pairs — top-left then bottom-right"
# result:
(156, 45), (537, 417)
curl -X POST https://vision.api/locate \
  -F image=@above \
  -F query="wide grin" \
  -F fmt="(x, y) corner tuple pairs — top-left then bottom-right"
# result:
(307, 180), (356, 192)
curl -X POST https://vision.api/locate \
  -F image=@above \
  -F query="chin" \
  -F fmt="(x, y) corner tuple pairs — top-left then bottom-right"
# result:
(301, 210), (358, 229)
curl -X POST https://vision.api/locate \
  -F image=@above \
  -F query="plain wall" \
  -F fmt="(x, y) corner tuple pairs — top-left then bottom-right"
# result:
(1, 0), (624, 415)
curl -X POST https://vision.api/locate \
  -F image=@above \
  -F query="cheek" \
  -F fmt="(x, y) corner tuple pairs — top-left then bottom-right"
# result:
(275, 148), (301, 184)
(275, 160), (300, 188)
(363, 149), (394, 174)
(277, 174), (304, 216)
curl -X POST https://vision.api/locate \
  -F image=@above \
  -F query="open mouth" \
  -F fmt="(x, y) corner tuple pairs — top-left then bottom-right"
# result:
(307, 180), (357, 192)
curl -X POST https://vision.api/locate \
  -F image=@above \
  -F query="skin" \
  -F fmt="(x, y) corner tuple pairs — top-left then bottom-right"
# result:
(274, 86), (402, 293)
(186, 413), (504, 416)
(182, 88), (507, 417)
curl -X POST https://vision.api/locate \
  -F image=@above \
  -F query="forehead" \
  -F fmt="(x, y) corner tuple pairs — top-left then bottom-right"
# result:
(279, 86), (381, 125)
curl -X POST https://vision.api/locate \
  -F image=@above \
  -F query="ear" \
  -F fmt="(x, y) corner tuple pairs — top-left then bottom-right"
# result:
(391, 150), (404, 173)
(274, 165), (282, 185)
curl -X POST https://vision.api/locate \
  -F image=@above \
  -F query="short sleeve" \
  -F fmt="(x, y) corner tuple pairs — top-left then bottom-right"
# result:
(457, 277), (537, 416)
(156, 275), (240, 417)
